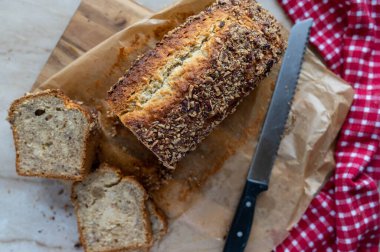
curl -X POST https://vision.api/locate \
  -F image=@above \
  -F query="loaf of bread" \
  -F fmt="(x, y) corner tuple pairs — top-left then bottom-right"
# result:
(8, 89), (98, 180)
(108, 0), (286, 168)
(71, 164), (153, 252)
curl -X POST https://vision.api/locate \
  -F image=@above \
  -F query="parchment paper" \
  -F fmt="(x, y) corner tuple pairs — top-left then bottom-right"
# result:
(34, 0), (354, 250)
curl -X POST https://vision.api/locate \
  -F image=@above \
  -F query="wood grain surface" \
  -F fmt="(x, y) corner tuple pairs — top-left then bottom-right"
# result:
(34, 0), (152, 87)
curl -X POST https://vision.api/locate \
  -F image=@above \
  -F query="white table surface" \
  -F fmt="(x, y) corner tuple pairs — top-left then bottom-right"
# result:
(0, 1), (291, 251)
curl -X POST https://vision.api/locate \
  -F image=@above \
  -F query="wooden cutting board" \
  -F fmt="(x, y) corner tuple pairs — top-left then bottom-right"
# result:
(33, 0), (152, 87)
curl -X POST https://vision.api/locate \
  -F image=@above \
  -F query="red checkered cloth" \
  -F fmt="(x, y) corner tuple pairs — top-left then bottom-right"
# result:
(274, 0), (380, 251)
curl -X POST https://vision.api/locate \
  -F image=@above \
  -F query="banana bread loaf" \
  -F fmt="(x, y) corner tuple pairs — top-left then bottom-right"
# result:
(108, 0), (286, 168)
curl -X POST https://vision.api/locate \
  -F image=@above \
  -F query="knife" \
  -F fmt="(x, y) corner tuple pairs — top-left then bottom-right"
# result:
(223, 19), (313, 252)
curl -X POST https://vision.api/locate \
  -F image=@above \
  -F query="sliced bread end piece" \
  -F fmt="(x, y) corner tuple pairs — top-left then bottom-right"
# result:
(130, 200), (168, 252)
(71, 164), (153, 252)
(8, 89), (97, 181)
(146, 200), (168, 243)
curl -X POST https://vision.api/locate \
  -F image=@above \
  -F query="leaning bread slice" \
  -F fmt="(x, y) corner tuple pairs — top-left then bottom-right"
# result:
(130, 200), (168, 252)
(71, 164), (152, 252)
(8, 89), (97, 180)
(146, 200), (168, 243)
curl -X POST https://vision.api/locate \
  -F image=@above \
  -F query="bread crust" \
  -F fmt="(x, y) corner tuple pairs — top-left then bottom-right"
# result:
(8, 89), (98, 181)
(108, 0), (286, 168)
(71, 164), (153, 252)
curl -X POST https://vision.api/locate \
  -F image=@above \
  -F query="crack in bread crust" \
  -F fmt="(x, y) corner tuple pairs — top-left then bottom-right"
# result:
(108, 0), (286, 168)
(125, 34), (211, 113)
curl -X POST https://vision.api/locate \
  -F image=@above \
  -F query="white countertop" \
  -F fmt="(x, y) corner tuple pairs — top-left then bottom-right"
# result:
(0, 1), (291, 251)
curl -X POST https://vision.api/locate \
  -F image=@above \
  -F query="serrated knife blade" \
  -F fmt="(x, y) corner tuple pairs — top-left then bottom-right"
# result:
(223, 19), (313, 252)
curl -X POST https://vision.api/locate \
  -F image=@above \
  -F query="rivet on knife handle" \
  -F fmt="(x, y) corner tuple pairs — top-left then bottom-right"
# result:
(223, 19), (313, 252)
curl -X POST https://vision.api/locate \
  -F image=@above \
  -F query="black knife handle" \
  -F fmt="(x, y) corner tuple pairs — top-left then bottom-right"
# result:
(223, 180), (268, 252)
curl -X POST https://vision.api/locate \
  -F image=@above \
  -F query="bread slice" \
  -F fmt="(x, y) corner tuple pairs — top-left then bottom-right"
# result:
(8, 89), (98, 181)
(130, 200), (168, 252)
(146, 200), (168, 243)
(71, 164), (153, 252)
(107, 0), (286, 168)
